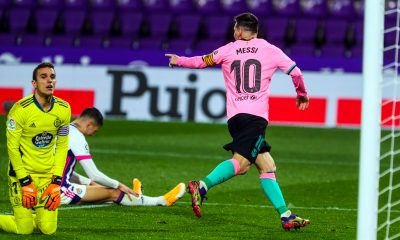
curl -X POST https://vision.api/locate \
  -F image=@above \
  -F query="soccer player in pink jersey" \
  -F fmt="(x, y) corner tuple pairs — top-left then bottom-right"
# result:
(165, 12), (310, 230)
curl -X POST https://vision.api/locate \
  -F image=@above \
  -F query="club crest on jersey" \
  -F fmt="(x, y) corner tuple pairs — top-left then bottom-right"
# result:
(32, 131), (53, 148)
(54, 118), (61, 128)
(7, 117), (16, 130)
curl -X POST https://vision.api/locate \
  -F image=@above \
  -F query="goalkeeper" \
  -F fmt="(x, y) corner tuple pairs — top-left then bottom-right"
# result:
(61, 107), (185, 207)
(0, 62), (71, 235)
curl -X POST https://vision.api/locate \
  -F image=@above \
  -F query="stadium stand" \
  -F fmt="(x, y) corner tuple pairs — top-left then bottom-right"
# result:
(0, 0), (370, 72)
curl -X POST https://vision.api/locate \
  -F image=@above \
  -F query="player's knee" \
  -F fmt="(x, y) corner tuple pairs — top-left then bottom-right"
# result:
(16, 219), (34, 235)
(38, 221), (57, 235)
(238, 164), (251, 175)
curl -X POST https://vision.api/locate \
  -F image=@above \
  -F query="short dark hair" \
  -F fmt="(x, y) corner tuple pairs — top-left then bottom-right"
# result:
(80, 107), (104, 126)
(32, 62), (55, 81)
(234, 12), (259, 34)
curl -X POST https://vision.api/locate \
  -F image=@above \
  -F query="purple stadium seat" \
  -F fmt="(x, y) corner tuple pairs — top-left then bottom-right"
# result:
(76, 35), (104, 48)
(0, 0), (12, 8)
(89, 0), (116, 10)
(49, 35), (75, 47)
(247, 0), (273, 16)
(169, 0), (194, 13)
(137, 37), (163, 50)
(324, 19), (349, 44)
(108, 37), (133, 49)
(143, 0), (170, 12)
(0, 33), (16, 46)
(176, 14), (201, 38)
(195, 39), (225, 52)
(354, 19), (363, 46)
(264, 17), (289, 43)
(195, 0), (221, 14)
(289, 43), (316, 57)
(294, 18), (319, 43)
(117, 0), (143, 12)
(221, 0), (248, 15)
(148, 13), (172, 38)
(204, 15), (232, 39)
(354, 0), (364, 19)
(34, 9), (59, 35)
(90, 10), (114, 36)
(64, 0), (88, 9)
(39, 0), (64, 9)
(350, 46), (362, 59)
(63, 9), (86, 35)
(8, 9), (31, 34)
(301, 0), (327, 18)
(13, 0), (36, 8)
(273, 0), (300, 17)
(119, 12), (143, 37)
(320, 44), (345, 58)
(167, 38), (194, 52)
(19, 34), (45, 47)
(327, 0), (354, 19)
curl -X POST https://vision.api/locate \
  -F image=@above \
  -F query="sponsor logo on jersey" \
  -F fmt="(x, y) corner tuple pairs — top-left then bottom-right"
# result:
(32, 131), (54, 148)
(7, 117), (16, 130)
(29, 122), (36, 128)
(54, 118), (61, 128)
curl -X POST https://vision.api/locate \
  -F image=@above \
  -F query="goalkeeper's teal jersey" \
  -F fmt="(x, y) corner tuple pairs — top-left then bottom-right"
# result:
(6, 94), (71, 179)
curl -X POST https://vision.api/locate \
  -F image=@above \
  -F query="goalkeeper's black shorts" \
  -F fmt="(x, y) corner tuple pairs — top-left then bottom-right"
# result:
(223, 113), (271, 163)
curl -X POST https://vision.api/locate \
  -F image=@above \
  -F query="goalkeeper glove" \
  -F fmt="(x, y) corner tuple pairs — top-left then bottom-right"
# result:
(41, 176), (62, 211)
(19, 175), (37, 209)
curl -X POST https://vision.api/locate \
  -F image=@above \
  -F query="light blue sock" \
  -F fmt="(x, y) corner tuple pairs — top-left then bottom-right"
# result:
(260, 173), (289, 215)
(202, 159), (239, 190)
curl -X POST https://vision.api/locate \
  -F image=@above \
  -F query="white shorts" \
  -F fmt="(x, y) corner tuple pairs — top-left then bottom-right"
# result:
(61, 182), (87, 205)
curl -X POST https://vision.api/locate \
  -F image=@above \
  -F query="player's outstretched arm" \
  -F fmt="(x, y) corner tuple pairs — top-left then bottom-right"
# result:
(165, 53), (208, 69)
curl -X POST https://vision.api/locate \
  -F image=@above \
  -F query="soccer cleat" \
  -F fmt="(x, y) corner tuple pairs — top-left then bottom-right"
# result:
(187, 181), (207, 218)
(132, 178), (143, 195)
(163, 183), (185, 206)
(281, 214), (310, 230)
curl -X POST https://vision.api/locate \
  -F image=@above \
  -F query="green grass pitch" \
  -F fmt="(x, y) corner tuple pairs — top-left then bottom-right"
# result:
(0, 116), (390, 239)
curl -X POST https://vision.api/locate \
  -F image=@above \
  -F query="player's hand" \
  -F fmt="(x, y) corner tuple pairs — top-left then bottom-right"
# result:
(296, 95), (309, 110)
(165, 53), (179, 68)
(118, 183), (136, 199)
(20, 176), (37, 209)
(41, 176), (62, 211)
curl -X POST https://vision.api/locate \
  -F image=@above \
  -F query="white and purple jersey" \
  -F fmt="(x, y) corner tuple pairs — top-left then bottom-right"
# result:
(176, 38), (307, 121)
(62, 124), (91, 185)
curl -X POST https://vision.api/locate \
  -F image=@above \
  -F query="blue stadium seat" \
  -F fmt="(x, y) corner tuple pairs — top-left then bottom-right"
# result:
(273, 0), (300, 17)
(327, 0), (355, 19)
(264, 17), (289, 44)
(148, 13), (172, 38)
(90, 10), (115, 36)
(8, 9), (31, 34)
(294, 18), (320, 44)
(195, 0), (221, 14)
(221, 0), (248, 15)
(63, 9), (86, 35)
(247, 0), (273, 16)
(301, 0), (327, 18)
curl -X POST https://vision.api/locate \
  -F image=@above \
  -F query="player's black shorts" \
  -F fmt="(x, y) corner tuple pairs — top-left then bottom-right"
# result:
(223, 113), (271, 163)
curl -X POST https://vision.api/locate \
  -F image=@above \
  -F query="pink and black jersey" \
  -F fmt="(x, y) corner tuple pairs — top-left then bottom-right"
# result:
(62, 123), (91, 185)
(176, 38), (307, 121)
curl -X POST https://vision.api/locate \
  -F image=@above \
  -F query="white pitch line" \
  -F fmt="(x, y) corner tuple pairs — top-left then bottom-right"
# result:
(57, 202), (366, 213)
(91, 148), (359, 166)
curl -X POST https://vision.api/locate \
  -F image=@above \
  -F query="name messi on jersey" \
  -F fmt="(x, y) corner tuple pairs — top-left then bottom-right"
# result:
(236, 47), (258, 55)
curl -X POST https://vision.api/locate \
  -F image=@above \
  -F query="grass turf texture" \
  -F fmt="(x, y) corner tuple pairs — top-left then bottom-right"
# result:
(0, 116), (393, 239)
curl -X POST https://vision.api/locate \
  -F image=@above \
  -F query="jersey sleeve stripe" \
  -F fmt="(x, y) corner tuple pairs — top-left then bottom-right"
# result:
(285, 64), (297, 75)
(76, 155), (92, 160)
(57, 125), (69, 136)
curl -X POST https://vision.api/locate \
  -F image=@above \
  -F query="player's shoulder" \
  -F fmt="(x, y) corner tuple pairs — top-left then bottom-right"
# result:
(16, 95), (34, 109)
(53, 96), (70, 109)
(69, 124), (88, 144)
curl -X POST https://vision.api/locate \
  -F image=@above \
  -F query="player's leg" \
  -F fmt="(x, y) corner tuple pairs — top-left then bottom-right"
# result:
(132, 179), (185, 206)
(34, 176), (58, 235)
(0, 176), (35, 234)
(255, 152), (310, 230)
(187, 153), (251, 217)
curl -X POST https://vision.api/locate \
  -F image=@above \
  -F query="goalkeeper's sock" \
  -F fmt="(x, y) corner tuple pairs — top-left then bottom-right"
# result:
(140, 195), (166, 206)
(259, 172), (289, 215)
(114, 192), (143, 206)
(201, 159), (240, 190)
